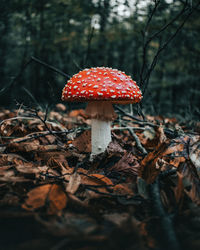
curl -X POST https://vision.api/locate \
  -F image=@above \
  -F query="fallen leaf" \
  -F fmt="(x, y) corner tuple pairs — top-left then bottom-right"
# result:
(189, 139), (200, 178)
(56, 103), (66, 112)
(22, 184), (67, 214)
(110, 152), (141, 177)
(81, 173), (113, 186)
(69, 109), (86, 118)
(66, 172), (81, 194)
(140, 142), (168, 183)
(72, 130), (91, 153)
(113, 183), (134, 196)
(178, 160), (200, 205)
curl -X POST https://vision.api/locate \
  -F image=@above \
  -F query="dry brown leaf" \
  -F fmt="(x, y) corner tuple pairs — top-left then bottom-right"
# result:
(72, 130), (91, 153)
(81, 173), (113, 186)
(113, 183), (134, 196)
(69, 109), (86, 118)
(177, 160), (200, 206)
(49, 111), (63, 121)
(0, 169), (31, 182)
(163, 143), (185, 156)
(55, 103), (66, 112)
(110, 152), (140, 177)
(140, 142), (168, 183)
(80, 174), (113, 199)
(22, 184), (67, 214)
(138, 126), (166, 150)
(14, 162), (40, 175)
(107, 141), (125, 155)
(66, 172), (81, 194)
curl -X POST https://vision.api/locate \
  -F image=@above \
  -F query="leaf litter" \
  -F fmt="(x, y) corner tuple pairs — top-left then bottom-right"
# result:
(0, 105), (200, 249)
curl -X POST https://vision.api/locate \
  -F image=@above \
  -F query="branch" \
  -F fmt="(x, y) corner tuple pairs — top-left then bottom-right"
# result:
(83, 24), (95, 67)
(128, 128), (148, 155)
(0, 58), (32, 95)
(115, 105), (144, 122)
(0, 56), (70, 96)
(31, 56), (70, 78)
(139, 0), (161, 87)
(142, 1), (200, 95)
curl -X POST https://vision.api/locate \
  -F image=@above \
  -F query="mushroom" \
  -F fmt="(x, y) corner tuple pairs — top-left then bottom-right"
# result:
(62, 67), (142, 158)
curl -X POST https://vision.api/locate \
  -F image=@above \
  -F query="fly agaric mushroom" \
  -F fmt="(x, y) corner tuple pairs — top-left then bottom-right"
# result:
(62, 67), (142, 158)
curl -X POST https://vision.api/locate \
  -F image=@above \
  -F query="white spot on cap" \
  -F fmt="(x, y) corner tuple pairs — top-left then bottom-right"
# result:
(82, 83), (87, 87)
(97, 78), (101, 81)
(93, 85), (99, 88)
(78, 75), (82, 78)
(81, 90), (86, 94)
(73, 86), (78, 89)
(111, 95), (116, 98)
(97, 92), (103, 96)
(110, 90), (115, 93)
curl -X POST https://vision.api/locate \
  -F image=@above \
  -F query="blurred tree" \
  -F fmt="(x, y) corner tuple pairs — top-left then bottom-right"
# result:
(0, 0), (199, 119)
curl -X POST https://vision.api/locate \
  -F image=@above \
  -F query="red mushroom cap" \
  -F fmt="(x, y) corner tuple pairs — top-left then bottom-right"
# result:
(62, 67), (142, 104)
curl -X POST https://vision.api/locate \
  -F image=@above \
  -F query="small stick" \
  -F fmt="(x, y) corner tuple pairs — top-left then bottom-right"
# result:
(31, 56), (70, 78)
(128, 128), (147, 155)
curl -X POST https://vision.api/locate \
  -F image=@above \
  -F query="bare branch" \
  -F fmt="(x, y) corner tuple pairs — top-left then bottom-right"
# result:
(31, 56), (70, 78)
(142, 2), (200, 95)
(139, 0), (161, 87)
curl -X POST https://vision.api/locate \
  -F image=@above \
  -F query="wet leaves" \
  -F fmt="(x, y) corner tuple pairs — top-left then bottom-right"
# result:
(0, 106), (200, 250)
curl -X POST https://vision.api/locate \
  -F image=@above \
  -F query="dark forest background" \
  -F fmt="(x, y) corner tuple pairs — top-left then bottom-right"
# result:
(0, 0), (199, 120)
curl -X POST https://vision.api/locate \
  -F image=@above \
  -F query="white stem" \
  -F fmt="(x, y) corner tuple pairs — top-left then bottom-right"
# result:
(91, 118), (111, 157)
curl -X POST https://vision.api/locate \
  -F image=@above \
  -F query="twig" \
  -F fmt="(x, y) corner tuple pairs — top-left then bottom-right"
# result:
(0, 116), (65, 131)
(115, 105), (144, 122)
(142, 1), (200, 95)
(149, 177), (180, 250)
(140, 0), (161, 87)
(0, 58), (32, 95)
(0, 56), (70, 96)
(83, 24), (95, 67)
(112, 126), (145, 131)
(31, 56), (70, 78)
(115, 106), (159, 127)
(0, 130), (70, 148)
(28, 107), (64, 146)
(128, 128), (147, 155)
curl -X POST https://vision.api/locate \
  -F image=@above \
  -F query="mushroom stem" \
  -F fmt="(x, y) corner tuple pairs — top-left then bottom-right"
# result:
(91, 119), (111, 157)
(85, 101), (117, 158)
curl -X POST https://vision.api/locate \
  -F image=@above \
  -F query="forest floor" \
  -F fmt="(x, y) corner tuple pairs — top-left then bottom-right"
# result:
(0, 103), (200, 250)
